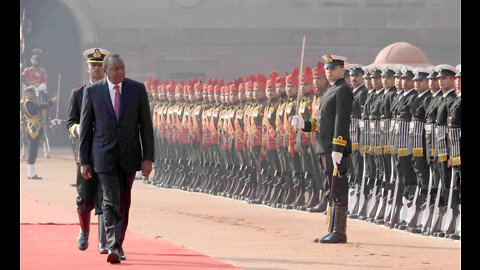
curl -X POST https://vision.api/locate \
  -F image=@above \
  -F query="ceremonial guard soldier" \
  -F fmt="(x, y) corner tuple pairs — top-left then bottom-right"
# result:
(345, 64), (367, 217)
(269, 73), (290, 206)
(381, 66), (405, 226)
(431, 64), (457, 237)
(291, 54), (353, 243)
(307, 61), (329, 212)
(404, 67), (432, 232)
(280, 68), (302, 209)
(295, 66), (316, 210)
(247, 74), (268, 203)
(261, 72), (282, 204)
(22, 86), (57, 178)
(389, 66), (418, 229)
(445, 65), (461, 240)
(66, 48), (108, 252)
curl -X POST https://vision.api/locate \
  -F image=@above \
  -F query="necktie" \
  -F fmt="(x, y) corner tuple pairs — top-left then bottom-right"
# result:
(114, 85), (120, 120)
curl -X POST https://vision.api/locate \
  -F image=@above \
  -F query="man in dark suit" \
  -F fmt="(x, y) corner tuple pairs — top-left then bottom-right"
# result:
(67, 48), (110, 253)
(291, 54), (353, 243)
(79, 53), (154, 264)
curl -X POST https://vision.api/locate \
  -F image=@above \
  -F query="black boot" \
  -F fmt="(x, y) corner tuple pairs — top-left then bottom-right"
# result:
(98, 214), (108, 254)
(318, 205), (348, 243)
(77, 210), (90, 250)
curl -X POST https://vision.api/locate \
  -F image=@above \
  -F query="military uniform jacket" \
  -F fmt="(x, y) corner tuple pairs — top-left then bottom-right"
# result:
(424, 91), (442, 158)
(310, 90), (325, 150)
(394, 89), (418, 156)
(349, 84), (368, 152)
(67, 83), (91, 163)
(275, 95), (288, 148)
(303, 78), (353, 154)
(368, 89), (385, 155)
(380, 87), (397, 154)
(282, 96), (298, 156)
(250, 100), (267, 147)
(435, 89), (456, 161)
(448, 95), (461, 166)
(234, 102), (246, 150)
(408, 91), (432, 157)
(263, 99), (279, 151)
(23, 98), (52, 140)
(297, 93), (313, 146)
(388, 91), (402, 154)
(359, 89), (376, 153)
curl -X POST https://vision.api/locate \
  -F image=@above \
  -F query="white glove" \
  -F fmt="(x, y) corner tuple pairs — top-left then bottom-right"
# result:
(37, 83), (47, 92)
(331, 151), (343, 168)
(76, 125), (81, 137)
(290, 115), (305, 129)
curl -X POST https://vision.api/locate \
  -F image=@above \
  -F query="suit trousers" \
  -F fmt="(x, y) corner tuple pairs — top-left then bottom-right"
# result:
(98, 166), (136, 249)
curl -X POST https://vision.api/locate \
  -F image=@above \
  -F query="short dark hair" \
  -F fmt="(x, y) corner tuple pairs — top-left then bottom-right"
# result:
(103, 53), (121, 69)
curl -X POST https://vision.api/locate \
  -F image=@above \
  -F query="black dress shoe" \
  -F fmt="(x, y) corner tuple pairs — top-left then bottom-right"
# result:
(313, 233), (331, 243)
(119, 247), (126, 260)
(107, 248), (121, 264)
(28, 175), (42, 180)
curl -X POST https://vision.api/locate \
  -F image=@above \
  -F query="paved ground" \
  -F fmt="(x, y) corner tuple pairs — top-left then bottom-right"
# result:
(20, 147), (461, 270)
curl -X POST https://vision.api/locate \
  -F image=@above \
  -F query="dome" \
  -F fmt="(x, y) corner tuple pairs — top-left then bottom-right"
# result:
(371, 42), (432, 68)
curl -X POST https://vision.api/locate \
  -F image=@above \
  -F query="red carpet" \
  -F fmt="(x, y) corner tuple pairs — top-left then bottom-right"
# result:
(20, 196), (240, 270)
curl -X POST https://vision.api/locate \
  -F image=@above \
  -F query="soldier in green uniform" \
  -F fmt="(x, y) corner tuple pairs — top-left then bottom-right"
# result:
(247, 74), (268, 203)
(269, 73), (289, 206)
(295, 66), (316, 210)
(306, 61), (329, 212)
(280, 68), (302, 209)
(291, 54), (353, 243)
(260, 72), (282, 205)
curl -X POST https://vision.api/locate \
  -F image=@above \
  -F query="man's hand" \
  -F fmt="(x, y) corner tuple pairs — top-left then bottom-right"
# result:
(80, 164), (93, 180)
(141, 160), (153, 177)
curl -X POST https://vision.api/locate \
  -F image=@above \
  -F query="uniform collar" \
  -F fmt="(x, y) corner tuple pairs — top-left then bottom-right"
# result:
(442, 88), (455, 98)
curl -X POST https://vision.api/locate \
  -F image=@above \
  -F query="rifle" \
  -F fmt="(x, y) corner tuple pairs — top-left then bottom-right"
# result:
(382, 157), (396, 223)
(419, 167), (434, 233)
(429, 181), (444, 234)
(326, 166), (340, 227)
(348, 153), (366, 218)
(440, 168), (459, 235)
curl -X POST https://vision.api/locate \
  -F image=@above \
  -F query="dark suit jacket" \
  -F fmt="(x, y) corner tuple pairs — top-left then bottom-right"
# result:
(79, 77), (155, 173)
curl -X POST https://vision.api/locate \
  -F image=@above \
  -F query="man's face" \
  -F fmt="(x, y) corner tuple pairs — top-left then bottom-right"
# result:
(245, 87), (253, 101)
(253, 88), (266, 101)
(195, 90), (203, 100)
(325, 65), (345, 83)
(401, 77), (414, 90)
(104, 58), (125, 85)
(381, 75), (394, 89)
(31, 57), (39, 67)
(428, 78), (439, 92)
(266, 87), (277, 101)
(313, 76), (327, 91)
(230, 91), (239, 103)
(276, 83), (285, 96)
(285, 84), (298, 97)
(349, 74), (364, 89)
(455, 77), (461, 93)
(394, 76), (403, 91)
(87, 62), (105, 82)
(299, 81), (313, 97)
(372, 76), (383, 90)
(365, 77), (373, 90)
(414, 78), (428, 94)
(167, 92), (175, 101)
(438, 76), (454, 91)
(238, 90), (246, 102)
